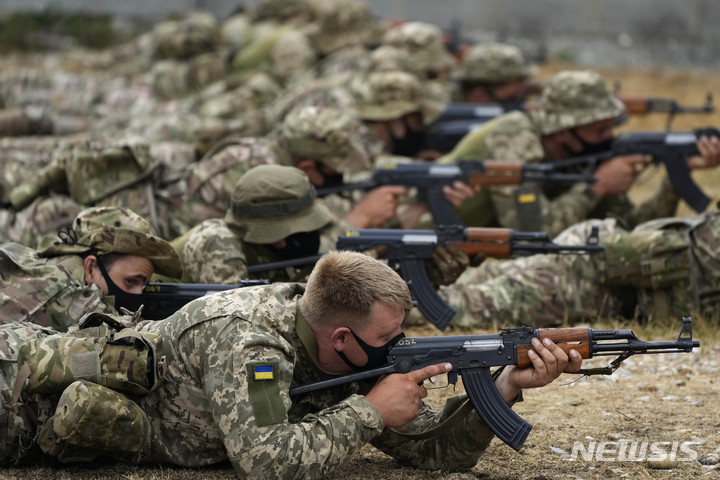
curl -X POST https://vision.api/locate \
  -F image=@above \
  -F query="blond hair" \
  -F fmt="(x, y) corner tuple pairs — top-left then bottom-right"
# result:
(300, 251), (412, 330)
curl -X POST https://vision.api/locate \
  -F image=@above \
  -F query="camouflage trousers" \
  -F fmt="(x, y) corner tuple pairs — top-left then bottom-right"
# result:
(440, 219), (628, 329)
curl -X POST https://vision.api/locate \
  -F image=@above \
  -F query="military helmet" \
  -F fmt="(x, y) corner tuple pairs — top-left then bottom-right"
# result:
(454, 42), (537, 83)
(381, 21), (456, 75)
(37, 206), (182, 278)
(282, 105), (372, 174)
(534, 70), (626, 135)
(226, 164), (333, 244)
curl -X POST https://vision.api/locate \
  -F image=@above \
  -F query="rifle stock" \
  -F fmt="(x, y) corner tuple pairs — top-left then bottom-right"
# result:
(290, 318), (699, 451)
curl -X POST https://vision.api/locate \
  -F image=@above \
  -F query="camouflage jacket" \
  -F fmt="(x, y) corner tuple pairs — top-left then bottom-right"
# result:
(136, 283), (496, 477)
(439, 111), (680, 237)
(0, 243), (117, 332)
(180, 214), (348, 284)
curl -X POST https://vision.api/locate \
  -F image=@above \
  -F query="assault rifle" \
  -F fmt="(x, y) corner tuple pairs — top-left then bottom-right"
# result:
(142, 279), (270, 320)
(551, 127), (720, 213)
(289, 318), (699, 451)
(336, 225), (602, 330)
(620, 92), (714, 130)
(318, 160), (597, 226)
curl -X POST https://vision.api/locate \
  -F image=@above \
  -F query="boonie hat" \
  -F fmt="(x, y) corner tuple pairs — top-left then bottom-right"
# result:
(226, 164), (333, 244)
(38, 206), (182, 278)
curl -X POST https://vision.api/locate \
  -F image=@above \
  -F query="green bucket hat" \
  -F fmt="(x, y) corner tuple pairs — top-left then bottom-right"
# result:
(453, 42), (537, 83)
(282, 105), (372, 174)
(533, 70), (626, 135)
(37, 206), (182, 279)
(226, 164), (333, 244)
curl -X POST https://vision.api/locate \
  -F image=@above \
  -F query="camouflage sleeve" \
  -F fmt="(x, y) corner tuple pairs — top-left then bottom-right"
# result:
(181, 220), (249, 283)
(9, 154), (69, 210)
(203, 331), (384, 479)
(43, 284), (118, 332)
(370, 395), (495, 469)
(622, 177), (680, 228)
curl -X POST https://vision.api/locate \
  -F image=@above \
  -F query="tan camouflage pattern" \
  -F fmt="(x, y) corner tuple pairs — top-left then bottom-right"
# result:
(0, 243), (117, 331)
(270, 29), (318, 86)
(130, 283), (495, 475)
(531, 70), (626, 135)
(181, 210), (343, 284)
(268, 75), (359, 124)
(0, 322), (57, 466)
(19, 326), (162, 396)
(454, 42), (536, 83)
(46, 380), (149, 460)
(304, 0), (375, 55)
(176, 137), (277, 228)
(440, 111), (679, 237)
(37, 206), (182, 279)
(281, 105), (372, 174)
(2, 194), (82, 249)
(442, 212), (720, 328)
(382, 22), (456, 75)
(355, 71), (425, 121)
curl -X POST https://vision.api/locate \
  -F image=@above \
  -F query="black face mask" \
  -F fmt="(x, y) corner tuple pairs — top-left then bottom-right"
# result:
(315, 161), (345, 189)
(265, 230), (321, 260)
(498, 96), (527, 112)
(392, 127), (427, 157)
(97, 257), (145, 314)
(566, 129), (614, 157)
(335, 329), (405, 372)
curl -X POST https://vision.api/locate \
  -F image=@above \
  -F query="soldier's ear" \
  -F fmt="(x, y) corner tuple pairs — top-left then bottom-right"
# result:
(330, 327), (351, 351)
(83, 255), (98, 284)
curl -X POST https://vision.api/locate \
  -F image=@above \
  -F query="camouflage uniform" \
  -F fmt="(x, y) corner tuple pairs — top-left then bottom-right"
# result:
(440, 71), (680, 237)
(132, 283), (498, 476)
(174, 104), (373, 229)
(441, 211), (720, 328)
(0, 207), (181, 331)
(7, 136), (184, 239)
(180, 165), (346, 283)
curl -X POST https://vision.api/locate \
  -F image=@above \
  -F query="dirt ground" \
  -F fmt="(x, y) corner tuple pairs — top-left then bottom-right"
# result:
(2, 63), (720, 480)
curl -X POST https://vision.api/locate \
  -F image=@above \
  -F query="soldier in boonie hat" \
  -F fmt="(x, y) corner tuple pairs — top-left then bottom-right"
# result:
(453, 42), (537, 105)
(355, 71), (442, 157)
(533, 70), (625, 135)
(226, 164), (333, 244)
(382, 21), (456, 79)
(0, 206), (182, 331)
(304, 0), (375, 57)
(38, 206), (182, 280)
(281, 105), (372, 175)
(180, 165), (336, 284)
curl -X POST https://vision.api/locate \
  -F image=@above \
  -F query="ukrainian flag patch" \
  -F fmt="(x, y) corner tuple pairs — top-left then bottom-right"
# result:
(253, 365), (274, 381)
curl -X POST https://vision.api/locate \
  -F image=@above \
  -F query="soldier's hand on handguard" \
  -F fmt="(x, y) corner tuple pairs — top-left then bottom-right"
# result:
(346, 186), (408, 228)
(494, 338), (583, 403)
(426, 244), (471, 288)
(365, 362), (452, 428)
(687, 134), (720, 170)
(591, 154), (648, 196)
